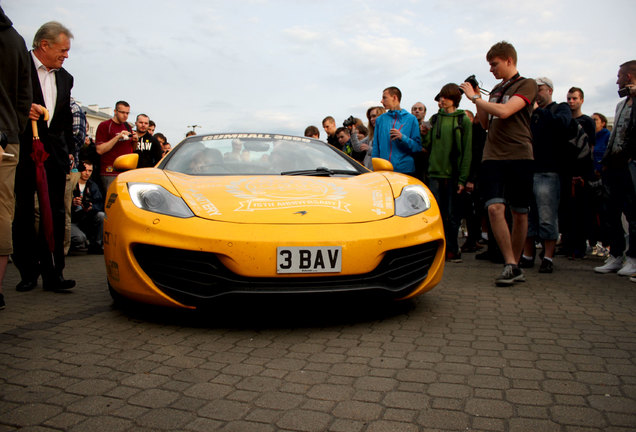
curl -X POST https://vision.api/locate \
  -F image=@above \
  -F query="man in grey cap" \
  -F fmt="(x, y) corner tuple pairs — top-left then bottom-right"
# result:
(519, 77), (571, 273)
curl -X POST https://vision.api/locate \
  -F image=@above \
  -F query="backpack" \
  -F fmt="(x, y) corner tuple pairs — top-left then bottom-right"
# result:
(430, 112), (465, 138)
(567, 119), (590, 160)
(567, 117), (594, 178)
(429, 112), (465, 177)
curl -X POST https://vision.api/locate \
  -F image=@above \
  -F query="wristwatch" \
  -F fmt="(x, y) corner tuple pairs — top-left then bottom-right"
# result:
(470, 94), (480, 103)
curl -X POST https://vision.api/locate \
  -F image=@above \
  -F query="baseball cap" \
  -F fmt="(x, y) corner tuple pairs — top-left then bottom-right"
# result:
(535, 77), (553, 89)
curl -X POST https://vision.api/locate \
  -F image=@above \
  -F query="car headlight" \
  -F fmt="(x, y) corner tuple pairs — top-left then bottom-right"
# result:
(127, 183), (194, 218)
(395, 185), (431, 217)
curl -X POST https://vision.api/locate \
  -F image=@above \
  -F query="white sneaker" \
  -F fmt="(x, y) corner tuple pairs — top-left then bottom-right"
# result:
(617, 257), (636, 276)
(594, 255), (624, 274)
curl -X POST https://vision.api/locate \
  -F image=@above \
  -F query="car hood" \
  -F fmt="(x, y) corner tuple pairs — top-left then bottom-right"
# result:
(165, 171), (406, 223)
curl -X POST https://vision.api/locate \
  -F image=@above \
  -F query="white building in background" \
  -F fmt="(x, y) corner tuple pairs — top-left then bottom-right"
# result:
(81, 104), (112, 139)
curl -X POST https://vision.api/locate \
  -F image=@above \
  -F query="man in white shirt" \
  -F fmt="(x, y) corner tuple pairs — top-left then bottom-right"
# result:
(13, 21), (76, 293)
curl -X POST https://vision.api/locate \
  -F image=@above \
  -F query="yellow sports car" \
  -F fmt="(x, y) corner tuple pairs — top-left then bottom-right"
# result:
(104, 133), (445, 309)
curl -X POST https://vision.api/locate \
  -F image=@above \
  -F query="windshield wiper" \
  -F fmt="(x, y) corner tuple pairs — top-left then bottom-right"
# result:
(280, 167), (360, 176)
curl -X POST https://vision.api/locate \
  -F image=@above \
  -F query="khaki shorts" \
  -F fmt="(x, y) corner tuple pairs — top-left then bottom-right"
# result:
(0, 143), (19, 255)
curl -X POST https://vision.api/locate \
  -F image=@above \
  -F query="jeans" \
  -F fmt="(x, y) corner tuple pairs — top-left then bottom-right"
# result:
(603, 163), (636, 257)
(527, 172), (560, 240)
(428, 178), (460, 255)
(71, 210), (105, 249)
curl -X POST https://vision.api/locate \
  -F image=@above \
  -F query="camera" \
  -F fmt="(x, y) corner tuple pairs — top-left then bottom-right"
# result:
(459, 75), (480, 94)
(343, 116), (357, 127)
(618, 87), (630, 98)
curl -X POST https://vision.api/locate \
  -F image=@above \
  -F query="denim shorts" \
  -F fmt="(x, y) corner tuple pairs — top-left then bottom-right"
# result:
(480, 159), (534, 214)
(527, 172), (560, 239)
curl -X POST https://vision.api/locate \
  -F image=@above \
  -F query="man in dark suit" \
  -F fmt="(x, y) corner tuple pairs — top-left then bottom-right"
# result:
(13, 21), (76, 292)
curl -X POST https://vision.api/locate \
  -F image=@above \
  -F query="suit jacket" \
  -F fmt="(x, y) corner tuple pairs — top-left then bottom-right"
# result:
(19, 55), (74, 173)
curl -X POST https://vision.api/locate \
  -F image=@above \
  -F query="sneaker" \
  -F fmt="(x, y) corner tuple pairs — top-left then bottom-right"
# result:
(446, 252), (463, 263)
(460, 242), (483, 253)
(594, 255), (624, 274)
(519, 256), (535, 268)
(538, 258), (554, 273)
(617, 256), (636, 276)
(496, 264), (525, 286)
(630, 275), (636, 283)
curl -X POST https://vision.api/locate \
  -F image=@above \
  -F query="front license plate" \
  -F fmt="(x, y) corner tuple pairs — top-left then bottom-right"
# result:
(277, 246), (342, 274)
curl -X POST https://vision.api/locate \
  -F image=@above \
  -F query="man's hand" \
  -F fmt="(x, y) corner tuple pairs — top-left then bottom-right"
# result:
(459, 82), (478, 100)
(389, 128), (403, 141)
(457, 184), (465, 194)
(359, 142), (370, 151)
(465, 181), (474, 193)
(29, 104), (45, 121)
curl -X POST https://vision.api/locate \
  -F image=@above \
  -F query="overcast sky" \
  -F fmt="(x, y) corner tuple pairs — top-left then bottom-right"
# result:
(4, 0), (635, 144)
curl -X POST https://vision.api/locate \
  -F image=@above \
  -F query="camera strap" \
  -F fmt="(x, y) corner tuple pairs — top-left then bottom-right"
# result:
(490, 73), (522, 104)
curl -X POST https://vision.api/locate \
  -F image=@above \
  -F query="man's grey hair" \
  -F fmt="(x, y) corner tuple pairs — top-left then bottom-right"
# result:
(32, 21), (73, 49)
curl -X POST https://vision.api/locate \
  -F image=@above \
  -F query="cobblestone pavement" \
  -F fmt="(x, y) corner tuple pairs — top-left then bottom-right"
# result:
(1, 251), (635, 432)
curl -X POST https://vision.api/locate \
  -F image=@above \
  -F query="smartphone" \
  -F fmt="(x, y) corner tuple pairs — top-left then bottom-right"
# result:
(618, 87), (629, 98)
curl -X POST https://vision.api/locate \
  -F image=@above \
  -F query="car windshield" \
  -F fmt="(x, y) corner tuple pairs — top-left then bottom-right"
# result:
(162, 134), (365, 176)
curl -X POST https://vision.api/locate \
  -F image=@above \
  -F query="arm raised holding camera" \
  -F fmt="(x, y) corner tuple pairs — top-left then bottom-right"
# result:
(460, 81), (528, 130)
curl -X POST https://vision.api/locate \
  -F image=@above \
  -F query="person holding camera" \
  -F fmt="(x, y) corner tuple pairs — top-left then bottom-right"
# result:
(71, 161), (104, 254)
(594, 60), (636, 277)
(459, 41), (537, 287)
(95, 100), (137, 193)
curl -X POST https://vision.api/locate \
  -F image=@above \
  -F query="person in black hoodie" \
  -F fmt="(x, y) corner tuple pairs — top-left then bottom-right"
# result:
(0, 6), (32, 309)
(133, 113), (162, 168)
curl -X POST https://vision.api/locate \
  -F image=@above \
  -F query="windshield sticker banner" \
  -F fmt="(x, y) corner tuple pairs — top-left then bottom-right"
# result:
(228, 178), (351, 212)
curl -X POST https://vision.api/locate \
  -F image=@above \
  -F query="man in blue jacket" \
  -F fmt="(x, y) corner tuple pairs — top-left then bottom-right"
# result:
(372, 86), (421, 175)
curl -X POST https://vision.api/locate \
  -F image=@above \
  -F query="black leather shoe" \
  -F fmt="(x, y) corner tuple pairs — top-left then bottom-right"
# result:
(16, 279), (38, 292)
(43, 277), (75, 292)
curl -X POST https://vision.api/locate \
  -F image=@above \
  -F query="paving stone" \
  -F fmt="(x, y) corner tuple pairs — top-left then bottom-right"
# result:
(332, 400), (383, 421)
(275, 409), (332, 432)
(416, 409), (470, 430)
(465, 398), (514, 418)
(198, 399), (251, 421)
(135, 407), (197, 430)
(550, 405), (608, 427)
(509, 417), (561, 432)
(68, 415), (132, 432)
(306, 383), (354, 401)
(254, 391), (304, 410)
(66, 395), (124, 415)
(4, 402), (58, 429)
(127, 388), (180, 408)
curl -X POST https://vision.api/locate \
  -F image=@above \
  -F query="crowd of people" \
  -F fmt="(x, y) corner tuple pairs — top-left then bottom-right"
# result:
(0, 10), (634, 310)
(305, 43), (636, 287)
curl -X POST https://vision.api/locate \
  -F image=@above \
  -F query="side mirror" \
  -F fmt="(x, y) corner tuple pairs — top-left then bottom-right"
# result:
(371, 157), (394, 172)
(113, 153), (139, 172)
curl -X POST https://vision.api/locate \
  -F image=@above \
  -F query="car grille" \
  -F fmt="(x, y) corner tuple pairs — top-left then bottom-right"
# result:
(132, 242), (440, 306)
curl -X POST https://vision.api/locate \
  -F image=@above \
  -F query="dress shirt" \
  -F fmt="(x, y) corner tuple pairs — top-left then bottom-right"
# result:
(31, 51), (57, 126)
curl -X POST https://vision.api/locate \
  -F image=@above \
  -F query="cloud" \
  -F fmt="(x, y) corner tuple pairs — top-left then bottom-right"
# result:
(283, 26), (321, 43)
